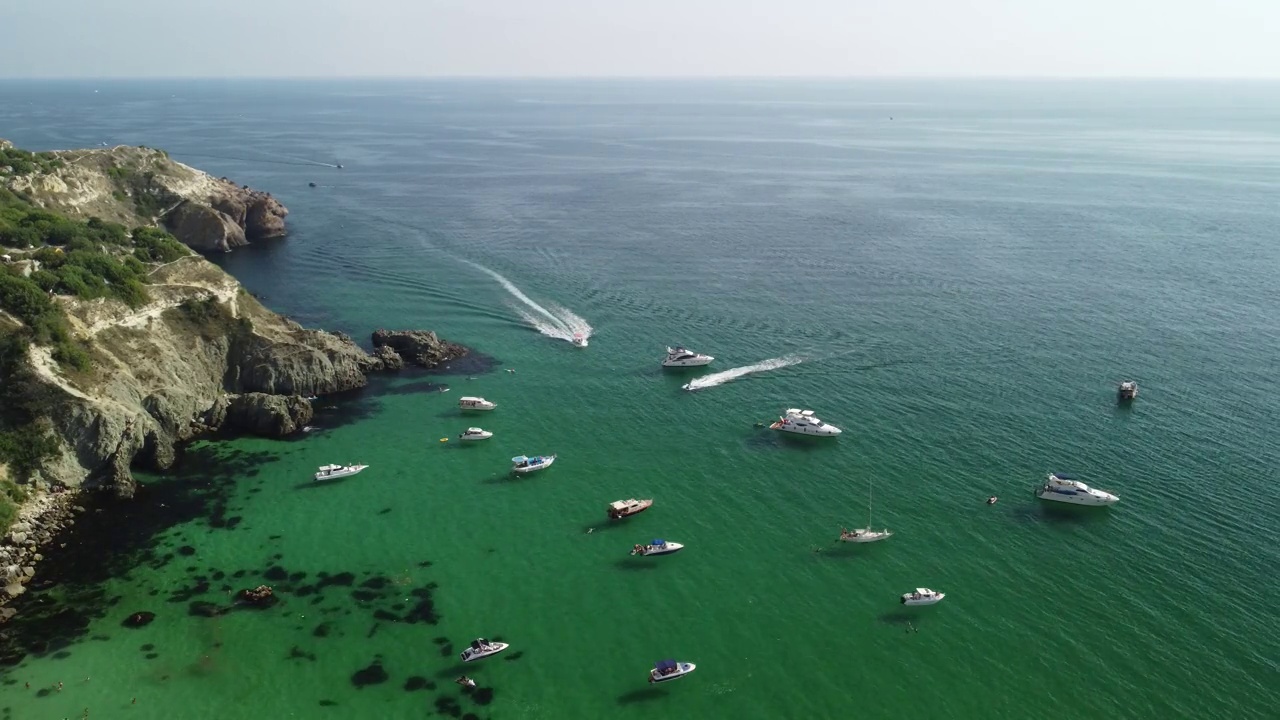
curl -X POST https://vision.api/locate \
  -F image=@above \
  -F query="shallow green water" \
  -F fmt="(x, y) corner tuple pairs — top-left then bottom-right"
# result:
(1, 79), (1278, 719)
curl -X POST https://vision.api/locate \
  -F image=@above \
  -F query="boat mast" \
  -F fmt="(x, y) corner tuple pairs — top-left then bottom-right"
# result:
(868, 480), (873, 528)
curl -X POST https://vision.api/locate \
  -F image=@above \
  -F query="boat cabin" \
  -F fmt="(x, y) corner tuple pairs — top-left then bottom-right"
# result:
(653, 659), (679, 676)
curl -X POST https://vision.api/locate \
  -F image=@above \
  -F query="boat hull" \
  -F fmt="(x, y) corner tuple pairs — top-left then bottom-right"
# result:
(901, 593), (945, 606)
(1036, 491), (1118, 506)
(771, 424), (842, 437)
(314, 465), (368, 481)
(635, 542), (684, 556)
(459, 433), (492, 442)
(512, 456), (556, 474)
(460, 642), (509, 662)
(608, 501), (653, 520)
(649, 662), (696, 683)
(662, 357), (713, 368)
(840, 530), (891, 543)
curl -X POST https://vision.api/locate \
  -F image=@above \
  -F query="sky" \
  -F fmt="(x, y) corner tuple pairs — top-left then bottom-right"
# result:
(2, 0), (1276, 79)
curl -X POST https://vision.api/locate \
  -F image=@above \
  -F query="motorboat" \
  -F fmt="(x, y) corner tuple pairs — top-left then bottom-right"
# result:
(458, 427), (493, 441)
(631, 539), (684, 556)
(1118, 381), (1138, 401)
(608, 498), (653, 520)
(459, 638), (509, 663)
(459, 396), (496, 411)
(769, 409), (842, 436)
(1036, 474), (1119, 506)
(840, 479), (891, 543)
(662, 346), (714, 368)
(512, 454), (556, 474)
(572, 333), (588, 348)
(649, 659), (696, 683)
(901, 588), (945, 606)
(313, 464), (368, 481)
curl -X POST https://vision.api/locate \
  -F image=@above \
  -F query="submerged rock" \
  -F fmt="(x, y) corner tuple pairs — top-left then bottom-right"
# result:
(351, 659), (389, 688)
(122, 611), (155, 628)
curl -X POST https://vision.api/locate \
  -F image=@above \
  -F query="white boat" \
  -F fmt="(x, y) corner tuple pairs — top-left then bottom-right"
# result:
(1036, 473), (1119, 506)
(661, 346), (714, 368)
(458, 427), (493, 441)
(840, 479), (892, 543)
(608, 498), (653, 520)
(901, 588), (945, 606)
(459, 638), (509, 663)
(572, 333), (588, 348)
(511, 454), (556, 474)
(1118, 381), (1138, 401)
(459, 396), (496, 411)
(313, 464), (368, 481)
(770, 409), (842, 437)
(648, 659), (696, 683)
(631, 539), (684, 556)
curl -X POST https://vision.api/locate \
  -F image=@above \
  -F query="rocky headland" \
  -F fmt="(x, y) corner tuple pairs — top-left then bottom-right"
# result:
(0, 140), (474, 610)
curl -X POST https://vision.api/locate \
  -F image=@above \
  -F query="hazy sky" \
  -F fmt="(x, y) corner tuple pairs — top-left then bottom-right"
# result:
(3, 0), (1275, 78)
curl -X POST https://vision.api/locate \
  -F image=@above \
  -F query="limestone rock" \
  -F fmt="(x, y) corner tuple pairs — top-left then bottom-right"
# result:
(245, 194), (288, 239)
(374, 345), (404, 370)
(224, 393), (313, 437)
(166, 201), (247, 252)
(371, 329), (468, 370)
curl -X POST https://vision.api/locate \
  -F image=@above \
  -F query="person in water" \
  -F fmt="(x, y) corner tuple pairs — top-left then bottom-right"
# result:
(455, 676), (476, 688)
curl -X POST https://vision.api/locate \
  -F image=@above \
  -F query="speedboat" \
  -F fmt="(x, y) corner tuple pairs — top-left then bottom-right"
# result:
(1036, 473), (1119, 505)
(459, 396), (496, 411)
(459, 638), (509, 663)
(314, 464), (368, 481)
(649, 659), (696, 683)
(901, 588), (945, 606)
(769, 409), (842, 436)
(840, 527), (892, 543)
(512, 454), (556, 474)
(608, 498), (653, 520)
(458, 427), (493, 441)
(1118, 381), (1138, 401)
(571, 333), (588, 348)
(662, 346), (714, 368)
(631, 539), (684, 556)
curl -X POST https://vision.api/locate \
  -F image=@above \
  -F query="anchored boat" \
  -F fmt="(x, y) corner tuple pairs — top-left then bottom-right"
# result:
(649, 659), (696, 683)
(512, 454), (556, 474)
(313, 464), (368, 481)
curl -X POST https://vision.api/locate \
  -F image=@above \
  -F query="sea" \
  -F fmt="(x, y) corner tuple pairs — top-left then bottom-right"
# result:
(0, 79), (1277, 720)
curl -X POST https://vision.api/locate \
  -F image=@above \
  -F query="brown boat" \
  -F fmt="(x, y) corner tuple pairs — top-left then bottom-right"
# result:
(607, 498), (653, 520)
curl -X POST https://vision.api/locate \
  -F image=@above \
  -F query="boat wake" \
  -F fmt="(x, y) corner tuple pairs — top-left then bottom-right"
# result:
(463, 260), (593, 344)
(682, 356), (803, 392)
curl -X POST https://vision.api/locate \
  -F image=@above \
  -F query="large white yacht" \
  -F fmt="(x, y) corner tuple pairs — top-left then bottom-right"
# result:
(1036, 473), (1119, 506)
(769, 409), (842, 437)
(661, 346), (714, 368)
(458, 396), (496, 411)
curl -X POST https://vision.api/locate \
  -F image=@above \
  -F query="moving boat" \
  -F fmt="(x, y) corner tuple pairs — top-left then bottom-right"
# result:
(459, 396), (496, 411)
(512, 455), (556, 474)
(631, 539), (684, 556)
(458, 427), (493, 441)
(901, 588), (945, 606)
(572, 333), (588, 348)
(648, 659), (696, 683)
(608, 498), (653, 520)
(1036, 473), (1119, 506)
(1118, 381), (1138, 401)
(459, 638), (509, 663)
(840, 479), (892, 543)
(314, 464), (368, 481)
(770, 409), (842, 437)
(662, 346), (714, 368)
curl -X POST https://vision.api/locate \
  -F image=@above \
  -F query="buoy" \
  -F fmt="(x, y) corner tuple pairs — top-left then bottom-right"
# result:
(439, 438), (448, 443)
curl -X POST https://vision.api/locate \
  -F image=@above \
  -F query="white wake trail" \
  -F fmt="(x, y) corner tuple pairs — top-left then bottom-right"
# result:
(682, 356), (803, 391)
(463, 260), (593, 343)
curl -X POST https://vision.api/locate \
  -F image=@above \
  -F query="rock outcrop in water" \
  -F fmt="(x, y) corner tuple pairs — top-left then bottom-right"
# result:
(371, 329), (469, 369)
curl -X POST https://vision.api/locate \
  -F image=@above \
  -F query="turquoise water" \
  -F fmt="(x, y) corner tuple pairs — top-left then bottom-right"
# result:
(1, 79), (1278, 719)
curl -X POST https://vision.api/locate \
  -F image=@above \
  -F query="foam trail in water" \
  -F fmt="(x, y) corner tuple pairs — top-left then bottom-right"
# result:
(462, 260), (593, 343)
(682, 356), (803, 391)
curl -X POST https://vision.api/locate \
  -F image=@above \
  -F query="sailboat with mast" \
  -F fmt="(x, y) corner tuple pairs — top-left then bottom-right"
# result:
(840, 480), (892, 543)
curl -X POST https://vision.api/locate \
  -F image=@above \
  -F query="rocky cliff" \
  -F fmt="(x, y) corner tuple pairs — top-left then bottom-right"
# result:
(2, 140), (287, 252)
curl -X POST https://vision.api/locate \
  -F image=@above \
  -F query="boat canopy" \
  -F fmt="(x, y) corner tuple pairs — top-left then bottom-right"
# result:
(512, 456), (529, 463)
(652, 539), (665, 545)
(655, 659), (677, 672)
(460, 396), (487, 403)
(318, 464), (341, 471)
(610, 500), (630, 510)
(467, 427), (484, 433)
(1052, 473), (1077, 480)
(916, 588), (930, 594)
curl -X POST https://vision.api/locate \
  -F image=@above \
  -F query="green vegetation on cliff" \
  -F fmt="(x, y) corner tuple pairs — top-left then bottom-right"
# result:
(0, 146), (63, 177)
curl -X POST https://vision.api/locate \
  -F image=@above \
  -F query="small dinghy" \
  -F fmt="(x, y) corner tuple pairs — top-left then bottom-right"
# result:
(631, 539), (684, 556)
(649, 659), (696, 683)
(512, 454), (556, 474)
(314, 464), (368, 481)
(459, 427), (493, 441)
(900, 588), (945, 606)
(459, 638), (509, 663)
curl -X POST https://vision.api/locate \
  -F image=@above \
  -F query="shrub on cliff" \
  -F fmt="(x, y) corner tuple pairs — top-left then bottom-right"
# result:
(0, 332), (62, 495)
(132, 226), (189, 263)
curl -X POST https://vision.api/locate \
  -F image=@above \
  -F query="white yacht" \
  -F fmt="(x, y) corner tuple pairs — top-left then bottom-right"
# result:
(770, 409), (842, 437)
(314, 464), (368, 481)
(512, 454), (556, 474)
(1036, 474), (1119, 506)
(572, 333), (588, 348)
(901, 588), (945, 606)
(459, 638), (509, 663)
(458, 427), (493, 441)
(649, 659), (696, 683)
(631, 539), (684, 556)
(459, 396), (496, 411)
(661, 346), (714, 368)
